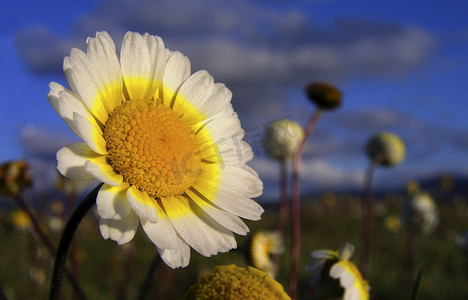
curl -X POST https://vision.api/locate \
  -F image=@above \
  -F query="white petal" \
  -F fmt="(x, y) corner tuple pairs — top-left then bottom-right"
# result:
(64, 31), (122, 124)
(120, 32), (165, 101)
(57, 143), (101, 181)
(191, 180), (264, 221)
(217, 139), (254, 166)
(309, 250), (336, 259)
(141, 201), (179, 250)
(218, 165), (263, 198)
(126, 186), (159, 223)
(195, 110), (242, 144)
(71, 112), (107, 154)
(160, 51), (191, 106)
(330, 263), (355, 288)
(161, 195), (237, 257)
(158, 242), (190, 269)
(99, 211), (139, 245)
(339, 243), (355, 260)
(84, 158), (123, 186)
(185, 190), (250, 236)
(96, 183), (131, 220)
(48, 82), (101, 139)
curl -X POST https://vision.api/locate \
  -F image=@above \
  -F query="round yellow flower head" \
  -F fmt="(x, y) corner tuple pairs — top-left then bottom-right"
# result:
(183, 264), (291, 300)
(305, 82), (342, 110)
(264, 119), (304, 161)
(366, 132), (405, 167)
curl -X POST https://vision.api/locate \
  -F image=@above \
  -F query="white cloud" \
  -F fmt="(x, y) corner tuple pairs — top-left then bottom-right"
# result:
(15, 0), (436, 84)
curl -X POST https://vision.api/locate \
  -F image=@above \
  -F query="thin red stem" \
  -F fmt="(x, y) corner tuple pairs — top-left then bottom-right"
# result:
(289, 109), (322, 299)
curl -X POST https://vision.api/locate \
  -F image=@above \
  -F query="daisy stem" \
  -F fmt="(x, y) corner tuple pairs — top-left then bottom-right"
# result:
(49, 183), (103, 300)
(13, 194), (87, 300)
(273, 158), (289, 265)
(361, 161), (377, 278)
(289, 109), (322, 299)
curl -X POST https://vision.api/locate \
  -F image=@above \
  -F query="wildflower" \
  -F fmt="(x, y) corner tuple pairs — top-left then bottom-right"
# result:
(305, 82), (342, 110)
(0, 160), (33, 196)
(264, 119), (304, 161)
(308, 243), (369, 300)
(10, 209), (32, 231)
(404, 191), (439, 235)
(384, 214), (402, 233)
(49, 31), (263, 268)
(183, 264), (290, 300)
(248, 231), (284, 278)
(366, 132), (405, 167)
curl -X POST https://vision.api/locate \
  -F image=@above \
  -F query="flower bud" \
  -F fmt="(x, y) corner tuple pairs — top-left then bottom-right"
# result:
(305, 82), (342, 110)
(264, 119), (304, 161)
(366, 132), (405, 167)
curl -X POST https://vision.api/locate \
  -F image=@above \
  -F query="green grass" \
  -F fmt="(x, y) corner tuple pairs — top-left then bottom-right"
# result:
(2, 192), (468, 299)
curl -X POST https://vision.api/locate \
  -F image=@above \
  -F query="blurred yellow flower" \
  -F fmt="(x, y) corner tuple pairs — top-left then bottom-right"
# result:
(384, 214), (402, 233)
(183, 264), (291, 300)
(10, 209), (31, 230)
(308, 243), (369, 300)
(248, 231), (284, 278)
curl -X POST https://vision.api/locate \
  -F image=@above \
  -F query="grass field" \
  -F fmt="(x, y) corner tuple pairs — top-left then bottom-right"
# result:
(2, 190), (468, 299)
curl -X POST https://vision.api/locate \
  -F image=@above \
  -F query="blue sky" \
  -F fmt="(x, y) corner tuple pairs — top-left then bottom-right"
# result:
(1, 0), (467, 198)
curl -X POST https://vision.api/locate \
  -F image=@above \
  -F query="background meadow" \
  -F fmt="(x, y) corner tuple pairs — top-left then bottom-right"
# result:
(1, 0), (468, 299)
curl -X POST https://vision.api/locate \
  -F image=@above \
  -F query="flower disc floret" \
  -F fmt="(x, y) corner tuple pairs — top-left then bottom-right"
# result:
(104, 99), (201, 197)
(183, 265), (291, 300)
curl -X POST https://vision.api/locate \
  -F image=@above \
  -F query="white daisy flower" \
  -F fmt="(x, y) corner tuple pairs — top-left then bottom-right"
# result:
(308, 243), (369, 300)
(48, 31), (264, 268)
(404, 191), (439, 235)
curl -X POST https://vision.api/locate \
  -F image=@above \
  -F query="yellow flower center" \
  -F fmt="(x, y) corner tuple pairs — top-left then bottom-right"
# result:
(183, 265), (291, 300)
(104, 99), (201, 198)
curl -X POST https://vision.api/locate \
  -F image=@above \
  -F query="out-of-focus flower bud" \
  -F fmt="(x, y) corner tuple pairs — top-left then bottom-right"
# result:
(305, 82), (342, 110)
(264, 119), (304, 161)
(366, 132), (405, 167)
